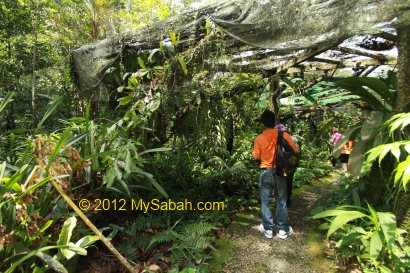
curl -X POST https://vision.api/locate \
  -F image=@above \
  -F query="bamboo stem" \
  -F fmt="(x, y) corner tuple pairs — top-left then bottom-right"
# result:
(49, 180), (137, 273)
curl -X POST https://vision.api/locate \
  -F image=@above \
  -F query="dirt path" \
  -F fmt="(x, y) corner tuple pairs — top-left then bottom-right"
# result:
(218, 174), (339, 273)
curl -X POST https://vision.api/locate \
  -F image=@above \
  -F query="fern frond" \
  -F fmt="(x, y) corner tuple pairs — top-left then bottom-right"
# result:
(183, 222), (216, 237)
(149, 230), (179, 247)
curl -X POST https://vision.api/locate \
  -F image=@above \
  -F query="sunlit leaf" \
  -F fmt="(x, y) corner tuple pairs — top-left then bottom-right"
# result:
(378, 144), (393, 165)
(37, 96), (65, 129)
(137, 57), (146, 69)
(0, 92), (15, 114)
(170, 31), (180, 47)
(148, 49), (160, 63)
(377, 212), (396, 249)
(118, 95), (134, 106)
(311, 209), (349, 219)
(57, 216), (77, 259)
(177, 55), (187, 76)
(369, 230), (383, 259)
(390, 144), (401, 161)
(327, 211), (367, 237)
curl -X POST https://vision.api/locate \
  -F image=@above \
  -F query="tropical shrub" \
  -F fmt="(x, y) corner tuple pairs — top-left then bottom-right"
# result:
(313, 204), (410, 272)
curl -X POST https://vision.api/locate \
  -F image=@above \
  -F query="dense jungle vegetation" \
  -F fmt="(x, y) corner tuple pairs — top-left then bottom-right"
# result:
(0, 0), (409, 272)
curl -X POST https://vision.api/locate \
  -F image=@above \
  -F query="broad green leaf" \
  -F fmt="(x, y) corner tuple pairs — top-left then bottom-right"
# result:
(75, 235), (100, 249)
(177, 55), (187, 75)
(402, 165), (410, 189)
(64, 235), (100, 260)
(388, 113), (410, 134)
(369, 230), (383, 259)
(357, 77), (394, 105)
(366, 144), (388, 164)
(348, 140), (367, 176)
(351, 226), (367, 235)
(148, 49), (160, 63)
(162, 41), (175, 53)
(128, 77), (139, 87)
(376, 144), (392, 165)
(170, 31), (180, 47)
(57, 216), (77, 258)
(35, 252), (68, 273)
(147, 99), (161, 112)
(404, 143), (410, 154)
(137, 57), (146, 69)
(37, 96), (65, 129)
(378, 265), (394, 273)
(360, 111), (383, 140)
(377, 212), (396, 249)
(390, 144), (401, 161)
(337, 77), (392, 112)
(393, 155), (410, 188)
(118, 95), (134, 106)
(312, 209), (350, 219)
(0, 92), (15, 114)
(327, 211), (367, 237)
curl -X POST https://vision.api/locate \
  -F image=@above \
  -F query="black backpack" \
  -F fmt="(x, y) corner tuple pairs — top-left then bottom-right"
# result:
(275, 130), (298, 177)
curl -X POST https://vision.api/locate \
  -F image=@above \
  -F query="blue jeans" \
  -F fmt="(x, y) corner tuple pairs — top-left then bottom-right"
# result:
(259, 168), (290, 231)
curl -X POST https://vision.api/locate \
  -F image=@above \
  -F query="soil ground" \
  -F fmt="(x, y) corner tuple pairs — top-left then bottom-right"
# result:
(211, 173), (340, 273)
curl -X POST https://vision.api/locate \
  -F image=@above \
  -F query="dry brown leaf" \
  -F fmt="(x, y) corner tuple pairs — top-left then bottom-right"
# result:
(148, 264), (160, 272)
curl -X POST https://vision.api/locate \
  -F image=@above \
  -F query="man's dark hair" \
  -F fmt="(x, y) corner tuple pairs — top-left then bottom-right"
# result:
(256, 110), (276, 128)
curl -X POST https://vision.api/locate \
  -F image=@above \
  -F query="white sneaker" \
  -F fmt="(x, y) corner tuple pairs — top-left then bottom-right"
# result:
(278, 226), (293, 239)
(259, 224), (273, 239)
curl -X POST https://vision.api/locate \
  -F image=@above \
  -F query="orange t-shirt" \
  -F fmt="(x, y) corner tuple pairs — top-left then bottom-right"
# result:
(253, 128), (300, 168)
(341, 140), (356, 155)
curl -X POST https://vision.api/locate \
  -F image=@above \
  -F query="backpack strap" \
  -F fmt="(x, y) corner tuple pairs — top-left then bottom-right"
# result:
(273, 129), (283, 168)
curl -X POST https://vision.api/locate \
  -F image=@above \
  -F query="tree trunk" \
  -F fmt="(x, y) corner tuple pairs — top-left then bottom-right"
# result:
(31, 5), (38, 125)
(269, 75), (280, 122)
(6, 94), (16, 130)
(395, 26), (410, 113)
(226, 114), (234, 154)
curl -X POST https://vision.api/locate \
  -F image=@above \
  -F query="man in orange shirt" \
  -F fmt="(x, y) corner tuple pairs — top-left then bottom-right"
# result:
(253, 110), (300, 239)
(340, 140), (356, 172)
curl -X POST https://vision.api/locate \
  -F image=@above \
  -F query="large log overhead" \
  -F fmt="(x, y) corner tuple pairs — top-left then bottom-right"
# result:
(203, 40), (398, 74)
(71, 0), (410, 100)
